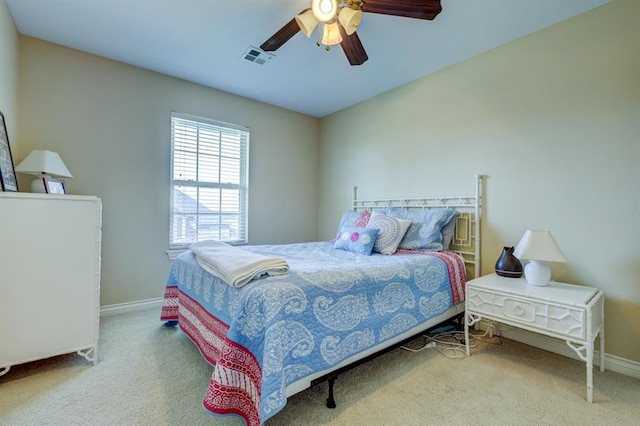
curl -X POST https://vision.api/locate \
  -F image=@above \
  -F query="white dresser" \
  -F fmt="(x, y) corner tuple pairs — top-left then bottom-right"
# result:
(464, 273), (604, 402)
(0, 192), (102, 376)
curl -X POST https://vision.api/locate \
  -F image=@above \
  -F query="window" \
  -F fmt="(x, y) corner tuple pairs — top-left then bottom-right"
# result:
(170, 113), (249, 248)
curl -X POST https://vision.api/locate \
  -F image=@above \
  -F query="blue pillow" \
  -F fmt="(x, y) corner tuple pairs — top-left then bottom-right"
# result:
(333, 210), (361, 241)
(333, 210), (371, 241)
(441, 215), (457, 250)
(381, 207), (456, 251)
(333, 226), (379, 255)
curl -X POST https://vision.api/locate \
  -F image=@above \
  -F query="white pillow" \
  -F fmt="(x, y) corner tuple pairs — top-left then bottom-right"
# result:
(367, 211), (412, 255)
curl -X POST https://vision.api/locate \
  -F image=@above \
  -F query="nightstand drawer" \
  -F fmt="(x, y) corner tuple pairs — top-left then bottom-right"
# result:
(467, 287), (586, 340)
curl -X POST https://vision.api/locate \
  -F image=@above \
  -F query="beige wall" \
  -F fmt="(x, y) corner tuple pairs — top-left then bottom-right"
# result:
(17, 38), (319, 306)
(319, 0), (640, 362)
(0, 0), (18, 154)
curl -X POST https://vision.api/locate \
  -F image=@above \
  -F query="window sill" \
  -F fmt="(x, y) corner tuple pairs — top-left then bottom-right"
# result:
(166, 242), (247, 261)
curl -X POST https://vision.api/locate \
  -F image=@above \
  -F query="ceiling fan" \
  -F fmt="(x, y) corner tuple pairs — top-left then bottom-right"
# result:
(260, 0), (443, 66)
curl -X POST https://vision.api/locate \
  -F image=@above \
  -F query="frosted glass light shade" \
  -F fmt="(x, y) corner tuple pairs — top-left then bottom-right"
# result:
(15, 150), (73, 178)
(513, 230), (566, 286)
(295, 9), (319, 37)
(338, 7), (362, 35)
(321, 22), (343, 46)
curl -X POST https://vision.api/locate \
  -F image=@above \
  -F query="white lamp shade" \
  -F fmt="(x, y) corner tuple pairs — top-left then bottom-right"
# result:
(513, 230), (566, 263)
(321, 22), (343, 46)
(312, 0), (339, 23)
(338, 7), (362, 35)
(295, 9), (319, 38)
(15, 150), (72, 178)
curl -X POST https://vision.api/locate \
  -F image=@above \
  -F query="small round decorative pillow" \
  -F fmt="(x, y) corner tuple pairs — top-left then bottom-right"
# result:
(367, 211), (412, 255)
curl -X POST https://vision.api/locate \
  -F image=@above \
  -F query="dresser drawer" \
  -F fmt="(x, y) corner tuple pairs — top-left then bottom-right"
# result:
(467, 287), (587, 341)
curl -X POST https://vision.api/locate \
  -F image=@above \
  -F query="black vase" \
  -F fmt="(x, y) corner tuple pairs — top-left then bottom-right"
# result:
(495, 246), (523, 278)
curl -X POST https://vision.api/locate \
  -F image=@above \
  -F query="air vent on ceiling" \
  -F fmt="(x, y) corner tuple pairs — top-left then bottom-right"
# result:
(241, 46), (275, 65)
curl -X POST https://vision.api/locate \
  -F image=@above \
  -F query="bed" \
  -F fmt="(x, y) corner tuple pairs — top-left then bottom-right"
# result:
(161, 175), (483, 425)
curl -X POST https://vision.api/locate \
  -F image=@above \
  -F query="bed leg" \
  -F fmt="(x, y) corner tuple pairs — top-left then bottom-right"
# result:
(454, 313), (465, 331)
(326, 377), (337, 409)
(163, 320), (178, 327)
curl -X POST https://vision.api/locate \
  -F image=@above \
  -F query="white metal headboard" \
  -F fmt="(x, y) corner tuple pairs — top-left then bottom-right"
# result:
(351, 175), (483, 279)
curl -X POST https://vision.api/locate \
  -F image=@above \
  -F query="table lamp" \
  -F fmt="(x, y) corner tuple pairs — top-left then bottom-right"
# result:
(15, 150), (72, 193)
(513, 230), (566, 286)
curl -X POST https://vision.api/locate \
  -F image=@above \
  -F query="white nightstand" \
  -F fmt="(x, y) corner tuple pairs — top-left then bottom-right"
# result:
(464, 273), (605, 402)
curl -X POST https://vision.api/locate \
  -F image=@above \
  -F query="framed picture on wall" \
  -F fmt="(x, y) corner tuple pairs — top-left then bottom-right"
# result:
(0, 111), (18, 192)
(43, 176), (66, 194)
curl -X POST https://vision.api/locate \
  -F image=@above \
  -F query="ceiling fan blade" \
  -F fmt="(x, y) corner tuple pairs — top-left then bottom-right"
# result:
(339, 26), (368, 66)
(260, 16), (302, 52)
(362, 0), (442, 20)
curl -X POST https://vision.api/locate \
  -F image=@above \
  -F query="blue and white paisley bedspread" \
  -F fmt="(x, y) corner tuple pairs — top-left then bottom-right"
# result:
(163, 241), (464, 425)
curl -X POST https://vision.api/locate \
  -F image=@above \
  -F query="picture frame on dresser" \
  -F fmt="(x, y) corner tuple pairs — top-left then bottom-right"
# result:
(43, 176), (66, 194)
(0, 111), (19, 192)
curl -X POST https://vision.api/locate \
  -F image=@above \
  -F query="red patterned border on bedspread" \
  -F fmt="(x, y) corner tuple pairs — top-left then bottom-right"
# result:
(396, 250), (467, 304)
(160, 285), (179, 321)
(161, 287), (262, 426)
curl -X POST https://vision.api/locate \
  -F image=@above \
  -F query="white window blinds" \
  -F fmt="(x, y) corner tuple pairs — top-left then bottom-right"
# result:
(170, 113), (249, 248)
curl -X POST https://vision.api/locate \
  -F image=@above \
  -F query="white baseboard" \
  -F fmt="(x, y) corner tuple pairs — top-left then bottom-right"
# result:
(100, 297), (164, 317)
(480, 320), (640, 380)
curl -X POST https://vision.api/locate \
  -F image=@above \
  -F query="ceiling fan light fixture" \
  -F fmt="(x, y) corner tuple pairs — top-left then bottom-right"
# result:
(295, 9), (319, 37)
(312, 0), (339, 23)
(321, 22), (343, 48)
(338, 7), (362, 35)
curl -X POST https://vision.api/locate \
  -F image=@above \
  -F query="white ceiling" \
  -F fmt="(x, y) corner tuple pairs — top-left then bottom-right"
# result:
(6, 0), (610, 117)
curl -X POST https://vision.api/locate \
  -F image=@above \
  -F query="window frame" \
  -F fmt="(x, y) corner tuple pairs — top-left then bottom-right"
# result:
(169, 112), (249, 251)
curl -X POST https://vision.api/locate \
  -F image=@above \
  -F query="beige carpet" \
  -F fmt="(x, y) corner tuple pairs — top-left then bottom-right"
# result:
(1, 308), (638, 425)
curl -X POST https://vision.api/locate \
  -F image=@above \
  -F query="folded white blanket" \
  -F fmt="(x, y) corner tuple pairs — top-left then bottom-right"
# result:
(189, 240), (290, 287)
